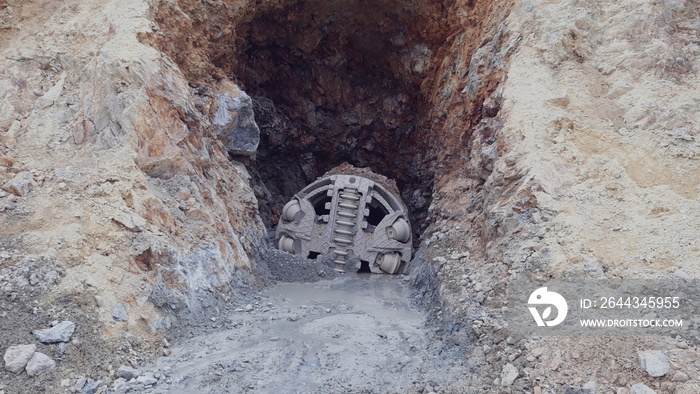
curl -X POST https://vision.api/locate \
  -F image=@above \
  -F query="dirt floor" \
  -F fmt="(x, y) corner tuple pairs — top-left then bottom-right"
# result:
(111, 275), (474, 394)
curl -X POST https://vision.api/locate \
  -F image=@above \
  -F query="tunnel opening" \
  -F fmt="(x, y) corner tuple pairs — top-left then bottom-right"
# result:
(220, 0), (461, 241)
(152, 0), (507, 245)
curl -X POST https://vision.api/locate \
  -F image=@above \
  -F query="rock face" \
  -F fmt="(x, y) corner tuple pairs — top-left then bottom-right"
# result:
(25, 352), (55, 376)
(212, 90), (260, 156)
(0, 0), (266, 367)
(3, 344), (36, 374)
(638, 350), (670, 377)
(32, 321), (75, 343)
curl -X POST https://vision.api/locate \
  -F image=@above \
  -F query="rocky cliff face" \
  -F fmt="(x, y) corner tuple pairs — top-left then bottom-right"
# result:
(1, 0), (699, 392)
(0, 0), (267, 386)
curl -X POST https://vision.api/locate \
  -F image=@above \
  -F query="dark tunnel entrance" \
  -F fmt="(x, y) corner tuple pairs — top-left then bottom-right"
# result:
(225, 0), (461, 240)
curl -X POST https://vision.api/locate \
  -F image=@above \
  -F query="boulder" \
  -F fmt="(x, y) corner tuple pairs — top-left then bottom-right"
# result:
(212, 90), (260, 156)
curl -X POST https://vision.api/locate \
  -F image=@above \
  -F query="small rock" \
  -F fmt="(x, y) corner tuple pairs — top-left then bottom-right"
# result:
(82, 379), (103, 394)
(500, 363), (518, 386)
(638, 350), (670, 377)
(117, 365), (140, 380)
(112, 378), (127, 391)
(32, 321), (75, 343)
(2, 172), (33, 196)
(111, 211), (147, 232)
(607, 82), (633, 99)
(582, 380), (596, 393)
(111, 304), (129, 322)
(270, 337), (279, 342)
(325, 308), (331, 313)
(483, 98), (500, 117)
(630, 383), (657, 394)
(671, 371), (689, 382)
(25, 352), (55, 376)
(137, 374), (158, 385)
(288, 315), (299, 322)
(94, 296), (104, 307)
(74, 377), (87, 390)
(163, 348), (172, 356)
(34, 73), (65, 109)
(452, 331), (469, 346)
(3, 344), (36, 373)
(60, 379), (70, 387)
(244, 304), (253, 312)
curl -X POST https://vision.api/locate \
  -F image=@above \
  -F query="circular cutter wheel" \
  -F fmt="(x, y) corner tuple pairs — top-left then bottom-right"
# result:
(275, 172), (412, 274)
